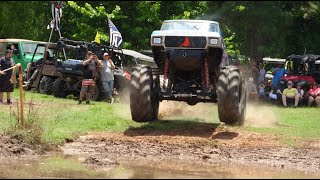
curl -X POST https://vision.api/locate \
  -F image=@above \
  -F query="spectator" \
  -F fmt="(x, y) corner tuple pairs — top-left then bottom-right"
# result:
(258, 83), (266, 102)
(307, 82), (320, 107)
(0, 49), (15, 104)
(268, 85), (284, 105)
(247, 77), (258, 101)
(99, 52), (115, 104)
(257, 62), (266, 85)
(247, 60), (259, 85)
(79, 51), (102, 105)
(271, 64), (285, 91)
(281, 81), (300, 107)
(296, 82), (304, 103)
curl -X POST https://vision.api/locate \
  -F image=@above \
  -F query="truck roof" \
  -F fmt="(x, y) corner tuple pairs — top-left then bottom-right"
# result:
(113, 49), (154, 62)
(0, 38), (45, 43)
(262, 57), (286, 63)
(163, 19), (218, 24)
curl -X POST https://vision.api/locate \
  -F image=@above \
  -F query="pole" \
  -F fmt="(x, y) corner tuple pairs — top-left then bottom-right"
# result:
(18, 65), (24, 127)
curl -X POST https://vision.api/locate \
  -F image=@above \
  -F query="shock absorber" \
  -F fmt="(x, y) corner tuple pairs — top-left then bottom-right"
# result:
(163, 58), (169, 89)
(203, 57), (209, 90)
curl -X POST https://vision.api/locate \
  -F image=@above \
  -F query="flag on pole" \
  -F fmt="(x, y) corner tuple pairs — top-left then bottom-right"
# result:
(108, 18), (122, 48)
(94, 31), (101, 44)
(55, 1), (63, 30)
(47, 1), (55, 29)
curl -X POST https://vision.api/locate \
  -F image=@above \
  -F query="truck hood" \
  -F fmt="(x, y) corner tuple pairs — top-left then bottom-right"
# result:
(151, 30), (220, 37)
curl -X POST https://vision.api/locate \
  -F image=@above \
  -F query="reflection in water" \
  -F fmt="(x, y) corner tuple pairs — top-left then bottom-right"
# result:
(0, 155), (318, 179)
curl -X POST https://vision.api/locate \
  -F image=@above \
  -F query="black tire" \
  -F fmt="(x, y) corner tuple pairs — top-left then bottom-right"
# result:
(130, 65), (158, 122)
(52, 78), (68, 98)
(39, 76), (54, 94)
(152, 74), (160, 120)
(217, 66), (246, 125)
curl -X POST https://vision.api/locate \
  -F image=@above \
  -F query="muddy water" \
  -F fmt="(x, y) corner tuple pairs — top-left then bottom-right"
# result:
(0, 155), (319, 179)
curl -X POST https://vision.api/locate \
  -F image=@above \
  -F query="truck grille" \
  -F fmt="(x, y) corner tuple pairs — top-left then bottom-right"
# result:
(164, 36), (206, 48)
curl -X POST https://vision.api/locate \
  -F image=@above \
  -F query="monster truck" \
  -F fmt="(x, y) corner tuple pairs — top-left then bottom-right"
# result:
(130, 19), (247, 125)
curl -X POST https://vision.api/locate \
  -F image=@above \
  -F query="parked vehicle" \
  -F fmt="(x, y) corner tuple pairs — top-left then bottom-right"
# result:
(25, 38), (156, 102)
(279, 54), (318, 91)
(262, 57), (286, 94)
(0, 39), (45, 73)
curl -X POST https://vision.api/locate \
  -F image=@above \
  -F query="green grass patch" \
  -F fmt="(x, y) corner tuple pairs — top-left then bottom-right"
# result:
(0, 89), (320, 146)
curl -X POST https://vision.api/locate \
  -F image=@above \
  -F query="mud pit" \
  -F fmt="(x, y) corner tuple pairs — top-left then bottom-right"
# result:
(0, 101), (319, 178)
(62, 102), (320, 177)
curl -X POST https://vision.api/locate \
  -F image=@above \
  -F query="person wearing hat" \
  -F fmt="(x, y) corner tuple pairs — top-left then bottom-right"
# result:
(79, 51), (102, 104)
(0, 49), (15, 104)
(281, 80), (300, 107)
(307, 82), (320, 107)
(99, 52), (115, 104)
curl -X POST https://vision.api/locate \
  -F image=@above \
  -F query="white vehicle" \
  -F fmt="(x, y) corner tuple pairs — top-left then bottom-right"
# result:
(129, 19), (247, 126)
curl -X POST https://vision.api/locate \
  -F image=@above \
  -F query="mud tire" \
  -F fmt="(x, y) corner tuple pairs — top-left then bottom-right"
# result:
(52, 78), (68, 98)
(130, 65), (159, 122)
(39, 76), (54, 94)
(217, 66), (246, 125)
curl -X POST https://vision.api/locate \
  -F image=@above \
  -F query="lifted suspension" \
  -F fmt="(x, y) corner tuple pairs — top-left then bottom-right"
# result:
(163, 58), (169, 89)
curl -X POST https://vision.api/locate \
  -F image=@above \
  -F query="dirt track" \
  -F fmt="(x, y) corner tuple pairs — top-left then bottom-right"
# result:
(61, 127), (320, 174)
(1, 102), (319, 175)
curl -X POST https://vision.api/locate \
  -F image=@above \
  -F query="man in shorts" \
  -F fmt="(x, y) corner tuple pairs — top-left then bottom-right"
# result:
(79, 51), (102, 104)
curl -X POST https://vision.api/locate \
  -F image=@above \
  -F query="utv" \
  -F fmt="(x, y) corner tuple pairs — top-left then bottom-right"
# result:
(25, 38), (154, 102)
(278, 54), (319, 91)
(130, 19), (247, 125)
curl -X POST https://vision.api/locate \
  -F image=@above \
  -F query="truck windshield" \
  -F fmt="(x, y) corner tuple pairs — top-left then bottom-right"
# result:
(161, 21), (219, 32)
(22, 42), (45, 54)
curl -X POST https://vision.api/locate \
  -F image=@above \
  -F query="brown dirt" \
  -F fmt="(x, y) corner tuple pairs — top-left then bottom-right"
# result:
(0, 134), (59, 159)
(62, 127), (320, 174)
(1, 101), (320, 174)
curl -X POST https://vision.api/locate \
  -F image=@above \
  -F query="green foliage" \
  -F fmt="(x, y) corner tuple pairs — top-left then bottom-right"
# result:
(1, 1), (320, 58)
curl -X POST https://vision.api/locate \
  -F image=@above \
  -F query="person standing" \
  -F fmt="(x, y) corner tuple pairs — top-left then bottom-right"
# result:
(0, 49), (15, 104)
(272, 64), (285, 90)
(247, 60), (259, 85)
(99, 52), (115, 104)
(79, 51), (102, 104)
(257, 62), (266, 85)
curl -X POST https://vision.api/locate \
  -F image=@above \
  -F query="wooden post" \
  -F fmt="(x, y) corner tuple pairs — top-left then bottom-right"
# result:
(18, 65), (24, 127)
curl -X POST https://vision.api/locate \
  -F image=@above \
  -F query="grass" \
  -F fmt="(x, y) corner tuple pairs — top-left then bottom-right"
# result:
(0, 88), (320, 146)
(244, 106), (320, 146)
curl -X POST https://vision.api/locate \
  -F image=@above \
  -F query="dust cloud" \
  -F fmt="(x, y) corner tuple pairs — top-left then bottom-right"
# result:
(158, 101), (277, 128)
(158, 101), (218, 122)
(244, 102), (277, 128)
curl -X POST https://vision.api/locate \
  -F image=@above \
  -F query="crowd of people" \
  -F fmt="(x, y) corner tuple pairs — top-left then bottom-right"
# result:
(238, 58), (320, 107)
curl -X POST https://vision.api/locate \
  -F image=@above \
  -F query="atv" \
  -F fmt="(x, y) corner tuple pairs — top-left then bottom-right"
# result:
(129, 19), (247, 126)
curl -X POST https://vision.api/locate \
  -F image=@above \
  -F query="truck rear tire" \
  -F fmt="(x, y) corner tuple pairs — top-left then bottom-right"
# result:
(217, 66), (246, 125)
(52, 78), (68, 98)
(130, 65), (158, 122)
(39, 76), (54, 94)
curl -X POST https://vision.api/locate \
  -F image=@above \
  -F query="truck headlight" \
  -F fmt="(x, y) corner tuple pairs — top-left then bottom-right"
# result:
(208, 38), (218, 45)
(152, 37), (162, 44)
